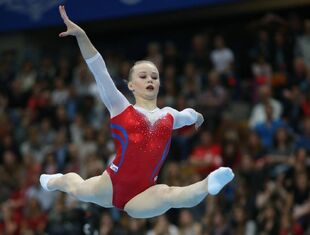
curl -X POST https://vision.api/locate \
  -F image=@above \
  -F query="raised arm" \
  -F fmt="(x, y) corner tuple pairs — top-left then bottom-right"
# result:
(163, 107), (204, 130)
(58, 5), (130, 117)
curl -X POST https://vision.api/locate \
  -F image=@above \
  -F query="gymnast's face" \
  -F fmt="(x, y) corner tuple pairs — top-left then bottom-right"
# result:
(128, 62), (160, 100)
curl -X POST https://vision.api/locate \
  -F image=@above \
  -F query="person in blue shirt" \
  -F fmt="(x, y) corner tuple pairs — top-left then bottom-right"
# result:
(254, 103), (287, 149)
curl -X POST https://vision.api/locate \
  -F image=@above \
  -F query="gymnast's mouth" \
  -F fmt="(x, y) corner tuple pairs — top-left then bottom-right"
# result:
(146, 85), (154, 91)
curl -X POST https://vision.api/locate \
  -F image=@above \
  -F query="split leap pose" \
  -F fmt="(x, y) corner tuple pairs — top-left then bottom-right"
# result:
(40, 5), (234, 219)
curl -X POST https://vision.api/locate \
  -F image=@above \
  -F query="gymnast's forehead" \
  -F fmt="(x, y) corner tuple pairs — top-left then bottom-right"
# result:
(133, 62), (159, 74)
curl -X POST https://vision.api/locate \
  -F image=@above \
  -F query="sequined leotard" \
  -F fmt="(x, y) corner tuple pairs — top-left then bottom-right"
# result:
(86, 53), (199, 209)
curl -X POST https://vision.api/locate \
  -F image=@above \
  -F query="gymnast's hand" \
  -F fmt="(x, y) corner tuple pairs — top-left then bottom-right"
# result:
(195, 112), (204, 130)
(58, 5), (85, 38)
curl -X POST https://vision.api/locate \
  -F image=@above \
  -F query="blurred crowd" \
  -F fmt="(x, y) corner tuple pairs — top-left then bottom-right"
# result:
(0, 11), (310, 235)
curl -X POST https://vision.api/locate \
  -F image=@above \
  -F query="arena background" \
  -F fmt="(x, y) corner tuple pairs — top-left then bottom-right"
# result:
(0, 0), (310, 234)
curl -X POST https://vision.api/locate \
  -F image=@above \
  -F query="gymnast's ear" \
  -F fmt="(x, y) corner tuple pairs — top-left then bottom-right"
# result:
(128, 81), (135, 92)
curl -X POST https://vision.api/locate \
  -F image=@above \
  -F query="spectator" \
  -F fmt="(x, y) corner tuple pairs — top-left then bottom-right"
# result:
(197, 70), (228, 129)
(257, 203), (279, 235)
(146, 42), (163, 72)
(271, 31), (293, 75)
(267, 126), (294, 165)
(295, 19), (310, 69)
(253, 103), (287, 149)
(127, 217), (147, 235)
(179, 61), (203, 105)
(221, 132), (241, 169)
(292, 171), (310, 229)
(210, 35), (235, 76)
(161, 64), (178, 106)
(295, 117), (310, 152)
(147, 215), (178, 235)
(249, 29), (272, 63)
(282, 85), (303, 132)
(249, 85), (283, 128)
(228, 205), (256, 235)
(99, 212), (120, 235)
(251, 55), (272, 88)
(163, 41), (182, 72)
(188, 33), (211, 73)
(178, 209), (202, 235)
(189, 130), (223, 177)
(51, 78), (69, 106)
(301, 90), (310, 117)
(20, 197), (48, 234)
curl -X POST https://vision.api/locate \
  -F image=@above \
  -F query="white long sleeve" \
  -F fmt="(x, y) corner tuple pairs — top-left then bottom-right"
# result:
(85, 53), (130, 118)
(163, 107), (198, 130)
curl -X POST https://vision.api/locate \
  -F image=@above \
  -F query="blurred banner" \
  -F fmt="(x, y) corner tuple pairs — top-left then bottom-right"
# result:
(0, 0), (237, 32)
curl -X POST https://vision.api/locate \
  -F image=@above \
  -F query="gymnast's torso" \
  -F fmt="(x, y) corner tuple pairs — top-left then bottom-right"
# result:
(107, 105), (174, 209)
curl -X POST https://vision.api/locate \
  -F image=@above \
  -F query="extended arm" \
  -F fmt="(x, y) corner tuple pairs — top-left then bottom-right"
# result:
(164, 107), (204, 130)
(58, 5), (129, 117)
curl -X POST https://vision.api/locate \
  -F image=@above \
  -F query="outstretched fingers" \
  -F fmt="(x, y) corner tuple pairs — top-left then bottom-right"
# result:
(58, 5), (83, 38)
(59, 5), (69, 22)
(58, 5), (71, 37)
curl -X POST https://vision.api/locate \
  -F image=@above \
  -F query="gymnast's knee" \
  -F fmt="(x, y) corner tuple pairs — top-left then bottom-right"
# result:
(159, 185), (176, 206)
(62, 173), (84, 198)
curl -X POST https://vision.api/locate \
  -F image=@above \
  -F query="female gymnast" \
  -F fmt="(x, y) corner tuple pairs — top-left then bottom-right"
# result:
(40, 5), (234, 219)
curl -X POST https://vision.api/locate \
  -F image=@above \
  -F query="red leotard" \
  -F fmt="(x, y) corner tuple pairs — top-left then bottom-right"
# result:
(107, 105), (173, 209)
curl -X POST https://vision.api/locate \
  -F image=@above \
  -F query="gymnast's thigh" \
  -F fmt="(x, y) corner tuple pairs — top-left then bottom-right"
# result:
(123, 184), (171, 218)
(80, 170), (114, 208)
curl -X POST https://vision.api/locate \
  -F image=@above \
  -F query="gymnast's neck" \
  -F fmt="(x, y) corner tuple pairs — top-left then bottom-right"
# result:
(134, 96), (158, 111)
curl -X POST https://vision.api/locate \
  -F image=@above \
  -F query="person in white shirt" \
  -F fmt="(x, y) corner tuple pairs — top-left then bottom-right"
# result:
(249, 85), (283, 128)
(210, 35), (235, 75)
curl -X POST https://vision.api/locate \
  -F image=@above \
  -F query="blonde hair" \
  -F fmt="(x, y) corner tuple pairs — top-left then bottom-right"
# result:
(128, 60), (157, 81)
